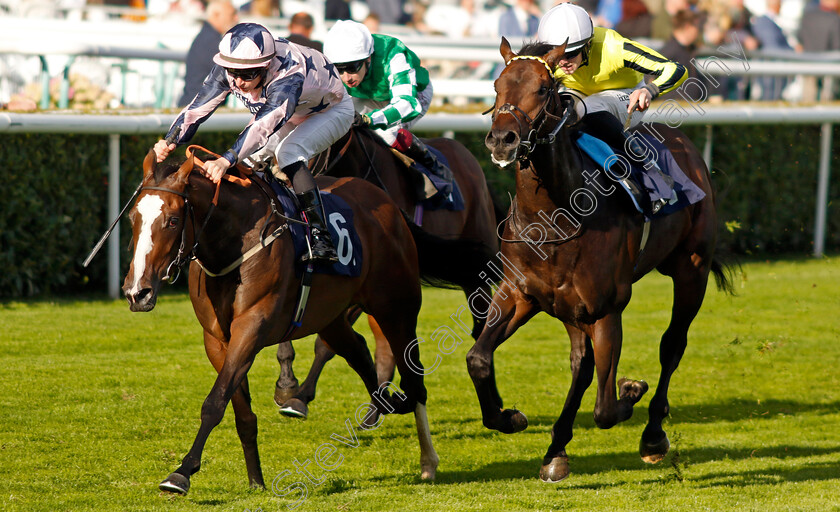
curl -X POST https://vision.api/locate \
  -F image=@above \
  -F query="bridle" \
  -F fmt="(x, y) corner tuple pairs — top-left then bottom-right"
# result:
(487, 55), (575, 161)
(138, 184), (203, 285)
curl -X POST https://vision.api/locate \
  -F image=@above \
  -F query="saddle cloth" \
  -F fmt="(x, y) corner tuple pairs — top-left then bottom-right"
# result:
(266, 179), (363, 277)
(574, 131), (706, 220)
(409, 145), (465, 212)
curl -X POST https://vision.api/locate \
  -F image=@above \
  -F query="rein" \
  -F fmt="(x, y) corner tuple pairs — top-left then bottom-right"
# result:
(148, 145), (302, 282)
(489, 55), (575, 161)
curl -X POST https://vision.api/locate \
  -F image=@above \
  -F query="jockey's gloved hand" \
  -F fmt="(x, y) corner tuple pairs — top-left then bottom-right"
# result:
(352, 112), (371, 127)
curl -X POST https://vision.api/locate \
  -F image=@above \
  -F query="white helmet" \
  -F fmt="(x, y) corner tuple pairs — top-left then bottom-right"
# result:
(213, 23), (276, 69)
(537, 3), (594, 51)
(323, 20), (374, 64)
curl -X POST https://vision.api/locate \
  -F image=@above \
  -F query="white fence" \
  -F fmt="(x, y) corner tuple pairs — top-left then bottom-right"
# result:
(1, 104), (836, 297)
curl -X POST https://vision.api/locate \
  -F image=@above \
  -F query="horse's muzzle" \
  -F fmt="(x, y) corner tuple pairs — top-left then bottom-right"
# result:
(124, 286), (158, 312)
(485, 128), (520, 168)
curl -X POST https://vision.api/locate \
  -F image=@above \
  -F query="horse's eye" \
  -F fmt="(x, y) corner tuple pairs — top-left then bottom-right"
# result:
(167, 217), (180, 229)
(538, 86), (549, 96)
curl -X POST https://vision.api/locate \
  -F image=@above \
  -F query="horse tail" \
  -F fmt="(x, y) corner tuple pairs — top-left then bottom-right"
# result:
(401, 212), (494, 291)
(708, 166), (739, 296)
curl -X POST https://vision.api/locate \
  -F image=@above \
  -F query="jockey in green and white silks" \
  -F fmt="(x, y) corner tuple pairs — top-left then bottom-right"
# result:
(323, 20), (452, 187)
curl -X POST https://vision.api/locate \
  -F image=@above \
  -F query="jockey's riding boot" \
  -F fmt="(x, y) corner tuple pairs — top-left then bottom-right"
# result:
(405, 135), (453, 183)
(624, 133), (678, 212)
(296, 189), (339, 264)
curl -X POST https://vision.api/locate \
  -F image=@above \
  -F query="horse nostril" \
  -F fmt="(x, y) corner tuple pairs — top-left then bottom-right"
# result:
(503, 131), (518, 146)
(134, 288), (152, 304)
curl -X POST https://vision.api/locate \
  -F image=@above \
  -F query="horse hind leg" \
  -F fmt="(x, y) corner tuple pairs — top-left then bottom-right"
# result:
(274, 342), (299, 406)
(541, 324), (595, 483)
(640, 257), (711, 464)
(277, 306), (362, 418)
(371, 307), (439, 480)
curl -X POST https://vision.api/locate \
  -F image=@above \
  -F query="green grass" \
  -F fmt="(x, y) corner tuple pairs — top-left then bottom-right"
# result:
(2, 257), (839, 511)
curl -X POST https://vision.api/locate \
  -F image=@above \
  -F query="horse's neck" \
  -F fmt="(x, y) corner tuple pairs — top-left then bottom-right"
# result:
(515, 130), (583, 217)
(188, 177), (272, 263)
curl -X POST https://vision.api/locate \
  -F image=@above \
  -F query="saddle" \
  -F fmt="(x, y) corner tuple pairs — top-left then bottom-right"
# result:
(573, 131), (706, 220)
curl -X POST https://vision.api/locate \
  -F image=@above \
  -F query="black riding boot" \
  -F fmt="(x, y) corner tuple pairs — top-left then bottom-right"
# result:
(580, 111), (674, 214)
(405, 135), (453, 182)
(282, 161), (339, 264)
(297, 189), (339, 264)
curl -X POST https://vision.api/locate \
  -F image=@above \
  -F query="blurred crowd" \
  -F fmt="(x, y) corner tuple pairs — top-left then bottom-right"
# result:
(3, 0), (840, 104)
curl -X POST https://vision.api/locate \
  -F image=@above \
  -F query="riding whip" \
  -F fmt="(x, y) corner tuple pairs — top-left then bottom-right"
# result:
(83, 127), (180, 268)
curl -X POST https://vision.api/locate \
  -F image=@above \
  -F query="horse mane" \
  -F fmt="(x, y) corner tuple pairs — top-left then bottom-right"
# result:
(151, 161), (182, 184)
(518, 41), (555, 57)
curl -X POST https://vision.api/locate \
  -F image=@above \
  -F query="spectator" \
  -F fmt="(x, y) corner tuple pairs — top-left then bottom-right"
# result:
(751, 0), (794, 100)
(594, 0), (623, 29)
(615, 0), (652, 38)
(498, 0), (541, 41)
(363, 12), (382, 33)
(287, 11), (323, 52)
(178, 0), (239, 107)
(367, 0), (410, 25)
(659, 9), (700, 81)
(724, 0), (758, 51)
(798, 0), (840, 100)
(325, 0), (351, 20)
(651, 0), (688, 40)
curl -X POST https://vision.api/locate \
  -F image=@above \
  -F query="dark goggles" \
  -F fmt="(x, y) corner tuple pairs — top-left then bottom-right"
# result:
(561, 46), (583, 60)
(226, 67), (263, 81)
(335, 59), (366, 74)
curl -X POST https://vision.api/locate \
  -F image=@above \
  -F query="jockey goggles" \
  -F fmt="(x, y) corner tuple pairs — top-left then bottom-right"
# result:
(226, 67), (263, 80)
(561, 46), (583, 61)
(335, 59), (366, 74)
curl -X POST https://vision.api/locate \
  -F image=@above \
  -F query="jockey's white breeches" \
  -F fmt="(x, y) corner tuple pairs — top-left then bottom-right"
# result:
(249, 93), (354, 169)
(565, 81), (647, 128)
(352, 83), (434, 146)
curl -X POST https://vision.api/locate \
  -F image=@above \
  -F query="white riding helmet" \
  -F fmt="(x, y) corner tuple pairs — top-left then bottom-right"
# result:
(213, 23), (276, 69)
(537, 3), (594, 51)
(323, 20), (374, 64)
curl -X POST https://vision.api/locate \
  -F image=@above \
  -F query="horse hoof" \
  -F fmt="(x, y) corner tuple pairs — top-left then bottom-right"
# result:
(618, 378), (649, 405)
(539, 456), (570, 483)
(499, 408), (528, 434)
(279, 398), (308, 419)
(274, 384), (300, 407)
(159, 472), (190, 495)
(640, 434), (670, 464)
(420, 465), (437, 481)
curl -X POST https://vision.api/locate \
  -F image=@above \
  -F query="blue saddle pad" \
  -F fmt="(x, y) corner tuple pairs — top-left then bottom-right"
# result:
(267, 180), (363, 277)
(412, 145), (465, 212)
(574, 131), (706, 219)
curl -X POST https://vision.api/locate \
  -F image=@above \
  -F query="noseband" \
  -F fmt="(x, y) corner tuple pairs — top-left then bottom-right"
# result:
(490, 55), (575, 160)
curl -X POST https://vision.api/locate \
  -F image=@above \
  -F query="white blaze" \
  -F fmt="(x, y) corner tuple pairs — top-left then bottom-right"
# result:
(127, 194), (164, 295)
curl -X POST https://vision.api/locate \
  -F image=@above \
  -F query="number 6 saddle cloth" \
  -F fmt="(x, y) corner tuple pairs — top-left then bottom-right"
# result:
(267, 179), (363, 278)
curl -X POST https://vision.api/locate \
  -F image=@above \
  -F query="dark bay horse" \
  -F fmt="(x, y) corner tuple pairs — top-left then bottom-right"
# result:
(122, 150), (447, 494)
(473, 38), (734, 482)
(274, 127), (501, 418)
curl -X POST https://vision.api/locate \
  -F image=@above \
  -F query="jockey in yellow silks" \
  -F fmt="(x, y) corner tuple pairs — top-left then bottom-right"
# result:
(538, 3), (688, 212)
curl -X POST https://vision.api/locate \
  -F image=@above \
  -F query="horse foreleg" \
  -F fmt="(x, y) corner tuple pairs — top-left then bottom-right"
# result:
(466, 285), (537, 434)
(160, 331), (261, 495)
(541, 323), (595, 482)
(641, 257), (710, 463)
(274, 341), (299, 406)
(590, 313), (648, 430)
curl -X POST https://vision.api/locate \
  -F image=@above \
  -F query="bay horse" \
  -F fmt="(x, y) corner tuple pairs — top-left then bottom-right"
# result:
(472, 38), (735, 482)
(274, 127), (501, 418)
(122, 148), (460, 494)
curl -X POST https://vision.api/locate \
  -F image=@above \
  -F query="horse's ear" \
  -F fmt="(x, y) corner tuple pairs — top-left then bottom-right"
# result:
(544, 38), (570, 70)
(143, 149), (157, 183)
(500, 36), (516, 64)
(176, 154), (195, 183)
